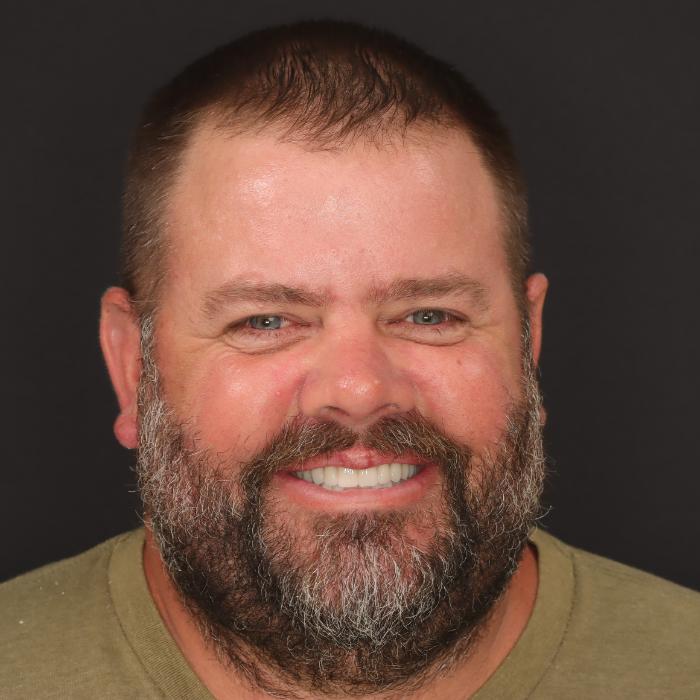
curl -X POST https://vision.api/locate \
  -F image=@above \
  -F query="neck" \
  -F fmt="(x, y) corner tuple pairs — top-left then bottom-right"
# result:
(143, 528), (538, 699)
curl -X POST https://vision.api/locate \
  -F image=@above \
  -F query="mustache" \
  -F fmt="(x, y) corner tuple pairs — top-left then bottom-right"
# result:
(238, 409), (473, 497)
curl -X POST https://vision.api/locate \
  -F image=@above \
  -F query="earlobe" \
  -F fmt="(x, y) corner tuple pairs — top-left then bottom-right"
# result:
(524, 273), (548, 367)
(99, 287), (142, 449)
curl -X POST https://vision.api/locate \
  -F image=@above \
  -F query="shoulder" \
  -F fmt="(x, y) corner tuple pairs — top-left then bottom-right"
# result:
(567, 536), (700, 638)
(533, 530), (700, 698)
(0, 534), (119, 640)
(0, 531), (153, 699)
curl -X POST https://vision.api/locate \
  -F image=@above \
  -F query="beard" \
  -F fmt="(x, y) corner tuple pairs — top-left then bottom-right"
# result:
(135, 315), (546, 697)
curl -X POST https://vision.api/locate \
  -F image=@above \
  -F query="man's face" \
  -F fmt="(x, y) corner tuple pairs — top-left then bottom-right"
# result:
(128, 124), (546, 692)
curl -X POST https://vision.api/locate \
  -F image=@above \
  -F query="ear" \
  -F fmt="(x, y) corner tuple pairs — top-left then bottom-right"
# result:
(524, 273), (548, 367)
(524, 273), (548, 425)
(100, 287), (142, 449)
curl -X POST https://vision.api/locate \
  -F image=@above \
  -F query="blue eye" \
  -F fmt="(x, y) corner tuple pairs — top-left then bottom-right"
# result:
(409, 310), (448, 325)
(248, 315), (283, 330)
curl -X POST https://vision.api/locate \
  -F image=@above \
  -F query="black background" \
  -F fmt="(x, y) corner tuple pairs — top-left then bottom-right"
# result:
(2, 1), (699, 589)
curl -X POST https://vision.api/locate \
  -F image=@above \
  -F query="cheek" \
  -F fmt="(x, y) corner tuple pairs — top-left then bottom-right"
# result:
(176, 352), (304, 455)
(410, 346), (515, 449)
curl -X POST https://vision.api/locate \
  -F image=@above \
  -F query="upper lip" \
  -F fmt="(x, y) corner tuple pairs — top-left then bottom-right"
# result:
(282, 448), (426, 472)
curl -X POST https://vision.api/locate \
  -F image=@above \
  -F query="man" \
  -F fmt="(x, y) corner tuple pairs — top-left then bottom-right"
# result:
(1, 20), (699, 700)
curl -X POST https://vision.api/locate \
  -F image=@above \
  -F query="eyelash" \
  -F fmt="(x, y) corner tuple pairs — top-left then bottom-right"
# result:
(228, 315), (297, 335)
(394, 309), (465, 330)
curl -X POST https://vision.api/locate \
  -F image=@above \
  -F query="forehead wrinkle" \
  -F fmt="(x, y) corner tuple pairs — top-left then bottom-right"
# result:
(366, 273), (490, 311)
(202, 281), (330, 319)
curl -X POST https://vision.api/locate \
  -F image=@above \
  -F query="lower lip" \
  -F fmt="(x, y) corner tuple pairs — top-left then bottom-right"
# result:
(274, 463), (439, 512)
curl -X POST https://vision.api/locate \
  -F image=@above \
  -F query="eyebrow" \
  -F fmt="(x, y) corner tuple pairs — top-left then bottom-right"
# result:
(202, 272), (489, 318)
(202, 282), (329, 318)
(367, 273), (490, 311)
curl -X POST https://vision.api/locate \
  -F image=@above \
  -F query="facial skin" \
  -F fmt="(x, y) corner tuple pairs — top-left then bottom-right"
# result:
(100, 124), (548, 699)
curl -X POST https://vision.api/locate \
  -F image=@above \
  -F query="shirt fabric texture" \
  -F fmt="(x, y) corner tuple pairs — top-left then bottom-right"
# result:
(2, 528), (699, 699)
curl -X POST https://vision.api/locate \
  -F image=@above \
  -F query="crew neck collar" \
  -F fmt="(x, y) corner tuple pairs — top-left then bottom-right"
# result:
(109, 527), (574, 700)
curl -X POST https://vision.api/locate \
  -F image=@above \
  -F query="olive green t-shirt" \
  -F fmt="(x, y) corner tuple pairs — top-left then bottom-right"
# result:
(2, 529), (699, 699)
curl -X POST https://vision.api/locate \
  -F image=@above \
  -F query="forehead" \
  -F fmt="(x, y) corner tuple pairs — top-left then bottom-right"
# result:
(163, 123), (508, 299)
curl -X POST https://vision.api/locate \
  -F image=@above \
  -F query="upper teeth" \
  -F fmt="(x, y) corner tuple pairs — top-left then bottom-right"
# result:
(294, 463), (418, 490)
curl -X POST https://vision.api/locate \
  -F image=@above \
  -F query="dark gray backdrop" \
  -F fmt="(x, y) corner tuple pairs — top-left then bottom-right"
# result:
(2, 1), (699, 588)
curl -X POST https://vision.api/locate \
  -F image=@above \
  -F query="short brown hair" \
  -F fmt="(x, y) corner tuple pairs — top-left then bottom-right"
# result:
(121, 20), (530, 316)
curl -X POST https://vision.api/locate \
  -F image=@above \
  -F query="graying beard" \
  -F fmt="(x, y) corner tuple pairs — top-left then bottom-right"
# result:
(278, 534), (450, 649)
(135, 312), (546, 697)
(256, 497), (468, 653)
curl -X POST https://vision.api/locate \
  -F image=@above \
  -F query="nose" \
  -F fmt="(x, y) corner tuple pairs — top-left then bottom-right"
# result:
(298, 331), (415, 429)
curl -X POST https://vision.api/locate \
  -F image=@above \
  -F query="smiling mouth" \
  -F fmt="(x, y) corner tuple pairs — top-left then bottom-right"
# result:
(292, 464), (422, 491)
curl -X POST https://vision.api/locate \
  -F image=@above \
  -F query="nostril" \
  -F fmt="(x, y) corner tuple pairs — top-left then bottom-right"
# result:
(317, 402), (404, 428)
